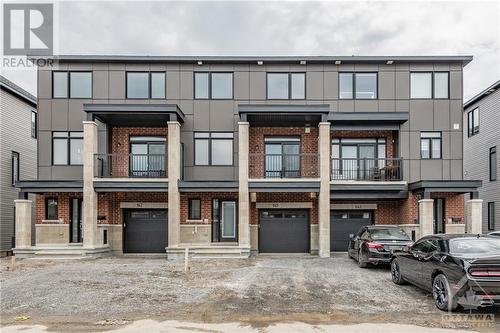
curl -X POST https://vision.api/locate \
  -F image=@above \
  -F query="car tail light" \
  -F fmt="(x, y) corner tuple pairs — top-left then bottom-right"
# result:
(469, 268), (500, 277)
(366, 242), (384, 249)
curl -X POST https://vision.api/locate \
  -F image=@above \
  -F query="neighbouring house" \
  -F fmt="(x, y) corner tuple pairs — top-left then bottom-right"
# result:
(0, 75), (37, 256)
(14, 55), (483, 259)
(463, 80), (500, 233)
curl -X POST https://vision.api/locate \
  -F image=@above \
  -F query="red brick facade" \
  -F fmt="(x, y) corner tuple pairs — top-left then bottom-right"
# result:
(251, 192), (319, 225)
(249, 126), (319, 178)
(35, 192), (82, 224)
(179, 192), (238, 225)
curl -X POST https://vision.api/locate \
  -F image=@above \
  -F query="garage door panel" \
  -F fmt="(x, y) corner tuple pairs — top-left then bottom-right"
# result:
(330, 211), (372, 252)
(125, 209), (168, 253)
(259, 209), (309, 253)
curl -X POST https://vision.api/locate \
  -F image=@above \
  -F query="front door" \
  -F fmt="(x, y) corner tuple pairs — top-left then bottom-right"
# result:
(70, 198), (83, 243)
(434, 198), (446, 234)
(212, 199), (238, 242)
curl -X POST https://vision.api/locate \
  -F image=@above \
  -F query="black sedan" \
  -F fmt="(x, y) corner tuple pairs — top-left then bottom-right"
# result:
(348, 225), (413, 268)
(391, 234), (500, 311)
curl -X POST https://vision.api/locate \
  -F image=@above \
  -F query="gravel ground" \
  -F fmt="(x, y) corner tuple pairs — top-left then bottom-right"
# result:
(1, 255), (498, 332)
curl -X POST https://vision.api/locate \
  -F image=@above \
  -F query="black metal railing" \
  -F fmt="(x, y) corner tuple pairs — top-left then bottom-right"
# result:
(249, 153), (319, 179)
(94, 153), (167, 178)
(331, 158), (403, 181)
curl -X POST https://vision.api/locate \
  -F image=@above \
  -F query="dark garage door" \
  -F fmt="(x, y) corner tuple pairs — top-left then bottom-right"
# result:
(259, 209), (309, 253)
(330, 211), (372, 251)
(124, 209), (168, 253)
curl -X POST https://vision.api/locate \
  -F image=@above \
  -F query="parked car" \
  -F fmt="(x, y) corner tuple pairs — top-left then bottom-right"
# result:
(488, 231), (500, 237)
(348, 225), (413, 268)
(391, 234), (500, 311)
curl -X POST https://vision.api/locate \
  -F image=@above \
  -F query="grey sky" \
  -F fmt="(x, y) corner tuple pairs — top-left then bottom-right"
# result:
(2, 0), (499, 100)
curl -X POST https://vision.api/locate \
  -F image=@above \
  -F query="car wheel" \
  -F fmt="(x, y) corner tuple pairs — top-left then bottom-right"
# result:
(358, 249), (368, 268)
(391, 259), (406, 285)
(432, 274), (458, 312)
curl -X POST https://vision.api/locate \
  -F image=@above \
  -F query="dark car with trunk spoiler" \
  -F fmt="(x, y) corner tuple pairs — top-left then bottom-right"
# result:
(391, 234), (500, 311)
(348, 225), (414, 268)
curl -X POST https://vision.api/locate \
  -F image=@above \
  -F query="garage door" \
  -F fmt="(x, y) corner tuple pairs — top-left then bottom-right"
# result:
(259, 209), (309, 253)
(330, 211), (372, 251)
(124, 209), (168, 253)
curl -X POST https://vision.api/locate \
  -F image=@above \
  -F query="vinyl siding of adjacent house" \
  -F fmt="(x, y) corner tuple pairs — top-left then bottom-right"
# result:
(0, 89), (37, 252)
(464, 89), (500, 232)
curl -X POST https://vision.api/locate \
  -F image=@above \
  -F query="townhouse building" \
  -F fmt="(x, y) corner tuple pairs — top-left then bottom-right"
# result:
(463, 80), (499, 233)
(0, 75), (37, 256)
(14, 55), (483, 258)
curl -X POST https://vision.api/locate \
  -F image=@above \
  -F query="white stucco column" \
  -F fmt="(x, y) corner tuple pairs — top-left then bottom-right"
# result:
(238, 121), (250, 249)
(419, 199), (434, 237)
(318, 122), (331, 258)
(83, 121), (99, 248)
(467, 199), (483, 234)
(14, 199), (32, 249)
(167, 121), (181, 248)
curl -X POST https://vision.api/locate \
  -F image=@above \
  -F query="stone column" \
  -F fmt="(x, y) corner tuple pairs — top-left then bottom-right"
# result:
(167, 121), (181, 248)
(419, 199), (434, 237)
(14, 199), (32, 249)
(318, 122), (331, 258)
(466, 199), (483, 234)
(83, 121), (99, 248)
(238, 122), (250, 248)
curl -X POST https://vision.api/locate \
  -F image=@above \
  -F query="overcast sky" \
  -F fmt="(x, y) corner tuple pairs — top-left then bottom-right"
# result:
(2, 0), (499, 100)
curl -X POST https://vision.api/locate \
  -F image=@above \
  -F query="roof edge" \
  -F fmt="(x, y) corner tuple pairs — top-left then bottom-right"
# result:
(464, 80), (500, 109)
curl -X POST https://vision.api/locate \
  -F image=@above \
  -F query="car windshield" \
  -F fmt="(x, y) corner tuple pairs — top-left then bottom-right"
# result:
(449, 238), (500, 257)
(370, 228), (410, 240)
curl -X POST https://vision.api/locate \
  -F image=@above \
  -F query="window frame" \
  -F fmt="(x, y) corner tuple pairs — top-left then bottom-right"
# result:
(193, 131), (234, 166)
(410, 71), (450, 99)
(338, 72), (378, 100)
(433, 71), (450, 99)
(51, 131), (84, 166)
(467, 107), (479, 137)
(31, 111), (37, 138)
(188, 198), (202, 220)
(126, 71), (166, 99)
(45, 197), (58, 220)
(490, 146), (497, 181)
(52, 71), (93, 99)
(420, 132), (442, 160)
(193, 72), (234, 100)
(488, 202), (496, 231)
(11, 151), (19, 186)
(266, 72), (306, 100)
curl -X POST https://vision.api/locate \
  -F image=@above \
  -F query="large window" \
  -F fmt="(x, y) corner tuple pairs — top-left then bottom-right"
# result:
(420, 132), (442, 159)
(194, 132), (233, 166)
(46, 198), (58, 220)
(410, 72), (449, 99)
(339, 73), (377, 99)
(31, 111), (37, 138)
(194, 72), (233, 99)
(264, 137), (301, 178)
(126, 72), (166, 99)
(11, 151), (19, 186)
(129, 136), (166, 177)
(490, 146), (497, 181)
(467, 108), (479, 137)
(52, 132), (84, 165)
(188, 199), (201, 220)
(53, 71), (92, 98)
(488, 202), (496, 231)
(267, 73), (305, 99)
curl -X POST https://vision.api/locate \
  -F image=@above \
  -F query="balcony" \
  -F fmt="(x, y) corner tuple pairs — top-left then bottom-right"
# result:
(94, 153), (167, 178)
(249, 153), (319, 179)
(331, 158), (403, 181)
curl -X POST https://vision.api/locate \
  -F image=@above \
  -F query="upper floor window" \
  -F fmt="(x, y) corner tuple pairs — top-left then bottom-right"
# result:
(11, 151), (19, 186)
(126, 72), (165, 99)
(467, 108), (479, 137)
(490, 146), (497, 181)
(410, 72), (449, 99)
(339, 73), (377, 99)
(267, 73), (305, 100)
(52, 132), (83, 165)
(31, 111), (37, 138)
(53, 71), (92, 98)
(420, 132), (442, 159)
(194, 132), (233, 166)
(194, 72), (233, 99)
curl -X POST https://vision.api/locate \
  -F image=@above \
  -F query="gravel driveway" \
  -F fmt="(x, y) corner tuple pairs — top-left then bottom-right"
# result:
(1, 255), (498, 332)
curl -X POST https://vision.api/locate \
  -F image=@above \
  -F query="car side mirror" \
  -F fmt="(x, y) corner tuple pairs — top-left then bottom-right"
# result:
(349, 233), (355, 240)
